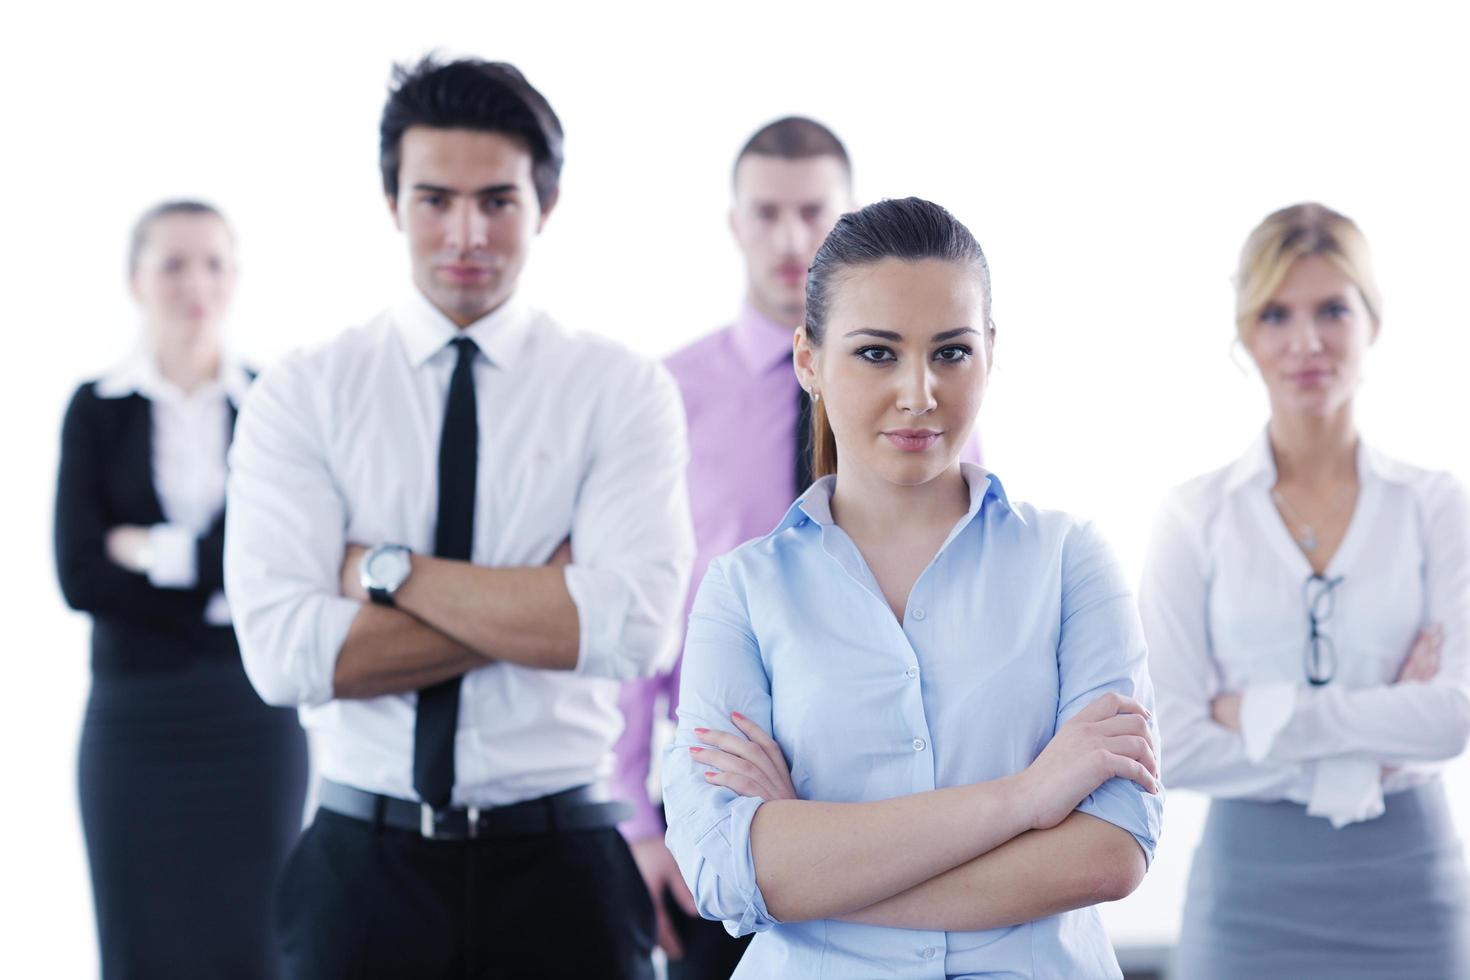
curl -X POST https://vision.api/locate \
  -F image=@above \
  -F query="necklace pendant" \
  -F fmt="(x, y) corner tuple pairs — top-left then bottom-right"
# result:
(1298, 525), (1319, 551)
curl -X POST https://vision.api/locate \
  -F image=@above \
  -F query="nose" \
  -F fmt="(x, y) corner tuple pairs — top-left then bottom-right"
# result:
(774, 211), (807, 256)
(895, 358), (938, 416)
(1286, 315), (1325, 355)
(446, 199), (491, 252)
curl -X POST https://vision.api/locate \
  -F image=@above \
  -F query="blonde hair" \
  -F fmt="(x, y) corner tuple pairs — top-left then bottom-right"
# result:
(1234, 202), (1382, 340)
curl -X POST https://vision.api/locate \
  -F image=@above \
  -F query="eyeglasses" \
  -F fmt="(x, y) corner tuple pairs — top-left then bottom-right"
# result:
(1303, 573), (1343, 686)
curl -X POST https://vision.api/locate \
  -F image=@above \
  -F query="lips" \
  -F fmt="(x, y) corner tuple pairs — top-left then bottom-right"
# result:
(1287, 368), (1333, 386)
(439, 264), (493, 284)
(775, 263), (805, 285)
(884, 430), (942, 452)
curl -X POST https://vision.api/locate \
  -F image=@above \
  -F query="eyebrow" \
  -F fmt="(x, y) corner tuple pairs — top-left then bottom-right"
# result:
(411, 183), (520, 196)
(843, 327), (981, 341)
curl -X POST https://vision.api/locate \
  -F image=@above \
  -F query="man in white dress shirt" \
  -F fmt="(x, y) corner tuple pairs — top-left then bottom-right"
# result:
(224, 56), (693, 978)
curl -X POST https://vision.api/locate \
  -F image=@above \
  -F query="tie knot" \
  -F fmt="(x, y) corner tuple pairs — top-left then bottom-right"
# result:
(450, 336), (479, 360)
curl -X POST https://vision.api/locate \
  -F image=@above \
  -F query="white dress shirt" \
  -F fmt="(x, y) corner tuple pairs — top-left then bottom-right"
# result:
(1141, 431), (1470, 827)
(224, 288), (694, 807)
(95, 349), (250, 625)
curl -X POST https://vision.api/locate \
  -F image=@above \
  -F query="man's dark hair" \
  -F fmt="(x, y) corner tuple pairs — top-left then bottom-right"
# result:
(733, 116), (851, 185)
(379, 56), (564, 208)
(128, 199), (230, 275)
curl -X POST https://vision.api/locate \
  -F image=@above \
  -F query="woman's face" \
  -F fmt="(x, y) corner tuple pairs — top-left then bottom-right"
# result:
(798, 257), (990, 488)
(1243, 254), (1376, 420)
(131, 213), (237, 348)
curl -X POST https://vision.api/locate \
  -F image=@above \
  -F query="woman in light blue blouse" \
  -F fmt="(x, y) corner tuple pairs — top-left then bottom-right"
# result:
(662, 197), (1165, 979)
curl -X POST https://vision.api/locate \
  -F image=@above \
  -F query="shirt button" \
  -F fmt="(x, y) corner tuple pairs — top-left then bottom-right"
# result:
(920, 946), (937, 959)
(911, 607), (926, 621)
(912, 737), (926, 752)
(905, 666), (920, 679)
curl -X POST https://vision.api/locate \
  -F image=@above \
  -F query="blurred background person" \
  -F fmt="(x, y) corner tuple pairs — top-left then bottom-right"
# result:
(53, 200), (309, 979)
(1141, 202), (1470, 978)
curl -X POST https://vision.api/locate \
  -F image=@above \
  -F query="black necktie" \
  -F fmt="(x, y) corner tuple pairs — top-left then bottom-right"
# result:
(794, 363), (813, 494)
(414, 336), (478, 809)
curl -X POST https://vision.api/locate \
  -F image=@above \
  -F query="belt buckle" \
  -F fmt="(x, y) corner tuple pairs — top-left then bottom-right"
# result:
(419, 803), (482, 840)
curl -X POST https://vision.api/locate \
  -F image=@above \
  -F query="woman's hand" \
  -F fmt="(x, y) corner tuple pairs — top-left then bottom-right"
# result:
(1210, 693), (1243, 731)
(105, 525), (152, 573)
(1396, 626), (1443, 684)
(691, 712), (797, 802)
(1014, 692), (1159, 832)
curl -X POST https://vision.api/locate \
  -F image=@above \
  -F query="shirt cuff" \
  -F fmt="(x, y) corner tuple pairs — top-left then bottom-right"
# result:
(619, 796), (667, 844)
(693, 794), (778, 937)
(1306, 757), (1385, 828)
(1240, 681), (1298, 763)
(146, 523), (198, 588)
(564, 564), (635, 680)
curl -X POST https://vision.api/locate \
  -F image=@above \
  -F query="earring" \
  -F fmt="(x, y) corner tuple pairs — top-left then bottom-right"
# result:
(811, 390), (820, 403)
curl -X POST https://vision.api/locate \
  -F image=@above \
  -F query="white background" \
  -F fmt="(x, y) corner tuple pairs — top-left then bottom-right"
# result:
(5, 1), (1470, 974)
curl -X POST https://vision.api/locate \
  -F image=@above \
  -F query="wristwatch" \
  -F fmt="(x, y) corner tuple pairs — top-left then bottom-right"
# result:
(359, 544), (412, 606)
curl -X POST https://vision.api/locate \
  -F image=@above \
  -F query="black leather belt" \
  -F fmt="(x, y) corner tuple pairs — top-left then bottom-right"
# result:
(317, 779), (632, 841)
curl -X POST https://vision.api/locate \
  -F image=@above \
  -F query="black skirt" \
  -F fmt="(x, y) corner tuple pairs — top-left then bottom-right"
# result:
(78, 626), (308, 980)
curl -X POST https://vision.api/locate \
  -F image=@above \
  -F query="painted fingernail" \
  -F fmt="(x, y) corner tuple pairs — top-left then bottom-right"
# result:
(693, 728), (709, 735)
(731, 712), (745, 721)
(703, 772), (718, 779)
(688, 747), (703, 754)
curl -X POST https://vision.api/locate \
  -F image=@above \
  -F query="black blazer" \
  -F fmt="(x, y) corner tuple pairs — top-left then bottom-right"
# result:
(54, 380), (244, 671)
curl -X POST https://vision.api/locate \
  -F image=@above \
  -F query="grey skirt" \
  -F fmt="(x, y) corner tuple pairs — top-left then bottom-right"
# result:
(1177, 782), (1470, 980)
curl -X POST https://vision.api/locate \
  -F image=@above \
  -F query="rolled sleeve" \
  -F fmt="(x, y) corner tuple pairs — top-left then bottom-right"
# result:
(1306, 757), (1385, 828)
(1240, 681), (1298, 763)
(662, 560), (780, 935)
(1058, 521), (1165, 863)
(146, 522), (198, 588)
(224, 357), (360, 708)
(567, 358), (694, 681)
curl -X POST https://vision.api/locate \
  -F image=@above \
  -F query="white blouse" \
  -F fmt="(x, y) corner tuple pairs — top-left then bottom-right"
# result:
(95, 350), (251, 625)
(1140, 432), (1470, 827)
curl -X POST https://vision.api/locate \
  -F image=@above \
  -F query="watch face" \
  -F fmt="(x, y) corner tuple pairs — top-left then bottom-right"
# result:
(367, 547), (410, 588)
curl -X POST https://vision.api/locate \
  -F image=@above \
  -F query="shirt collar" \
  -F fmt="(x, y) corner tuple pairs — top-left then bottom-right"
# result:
(772, 461), (1018, 535)
(94, 347), (251, 407)
(392, 286), (533, 370)
(729, 303), (799, 374)
(1221, 427), (1406, 494)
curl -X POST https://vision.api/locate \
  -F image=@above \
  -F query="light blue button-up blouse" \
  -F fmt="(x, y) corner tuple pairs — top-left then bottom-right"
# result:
(663, 464), (1163, 979)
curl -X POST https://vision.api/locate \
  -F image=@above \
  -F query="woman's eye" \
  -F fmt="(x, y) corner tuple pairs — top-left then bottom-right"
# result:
(934, 345), (972, 363)
(1259, 305), (1288, 325)
(856, 346), (895, 364)
(1321, 302), (1350, 320)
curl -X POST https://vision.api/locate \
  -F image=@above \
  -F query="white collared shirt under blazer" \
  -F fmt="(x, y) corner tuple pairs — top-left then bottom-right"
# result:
(224, 289), (694, 807)
(96, 349), (252, 625)
(1141, 432), (1470, 827)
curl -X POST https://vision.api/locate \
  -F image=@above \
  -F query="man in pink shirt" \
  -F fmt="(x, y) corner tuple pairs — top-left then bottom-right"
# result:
(612, 118), (981, 977)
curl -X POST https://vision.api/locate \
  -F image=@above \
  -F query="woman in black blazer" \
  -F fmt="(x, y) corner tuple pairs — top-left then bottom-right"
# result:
(54, 201), (308, 979)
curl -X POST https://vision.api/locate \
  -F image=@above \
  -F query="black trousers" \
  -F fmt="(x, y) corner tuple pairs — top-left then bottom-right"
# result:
(277, 809), (655, 979)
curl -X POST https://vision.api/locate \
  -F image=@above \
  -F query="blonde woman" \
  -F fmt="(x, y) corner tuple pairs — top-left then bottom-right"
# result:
(1142, 203), (1470, 977)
